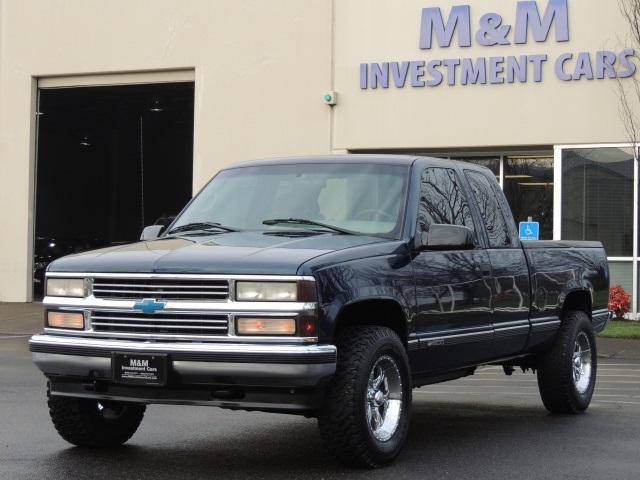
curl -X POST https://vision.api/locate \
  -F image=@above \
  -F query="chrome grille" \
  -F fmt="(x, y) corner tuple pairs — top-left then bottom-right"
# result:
(92, 278), (229, 301)
(91, 311), (229, 336)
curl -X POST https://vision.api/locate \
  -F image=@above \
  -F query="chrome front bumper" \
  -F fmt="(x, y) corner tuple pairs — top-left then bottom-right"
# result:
(29, 334), (336, 411)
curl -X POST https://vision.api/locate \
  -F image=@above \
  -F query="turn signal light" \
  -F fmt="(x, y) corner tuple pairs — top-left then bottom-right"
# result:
(47, 311), (84, 330)
(236, 318), (296, 335)
(298, 316), (318, 337)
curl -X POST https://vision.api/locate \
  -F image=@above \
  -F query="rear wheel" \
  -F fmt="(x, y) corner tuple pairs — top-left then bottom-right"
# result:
(48, 386), (146, 447)
(318, 326), (411, 468)
(536, 310), (597, 413)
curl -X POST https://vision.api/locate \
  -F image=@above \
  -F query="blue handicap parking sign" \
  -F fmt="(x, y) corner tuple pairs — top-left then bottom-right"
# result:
(519, 221), (539, 240)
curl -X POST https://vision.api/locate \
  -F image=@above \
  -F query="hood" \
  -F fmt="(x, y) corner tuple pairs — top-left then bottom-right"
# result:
(48, 231), (388, 275)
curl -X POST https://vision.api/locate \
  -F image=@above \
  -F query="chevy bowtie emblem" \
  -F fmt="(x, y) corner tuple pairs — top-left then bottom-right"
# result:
(133, 298), (166, 314)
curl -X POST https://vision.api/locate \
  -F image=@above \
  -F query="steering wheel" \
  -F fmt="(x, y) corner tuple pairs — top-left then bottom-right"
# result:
(354, 209), (394, 222)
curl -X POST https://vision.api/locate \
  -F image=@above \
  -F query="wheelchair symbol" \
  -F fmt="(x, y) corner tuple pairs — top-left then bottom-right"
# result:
(519, 221), (539, 240)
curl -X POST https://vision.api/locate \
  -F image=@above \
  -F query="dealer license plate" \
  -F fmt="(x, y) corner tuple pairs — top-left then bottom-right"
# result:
(113, 353), (168, 386)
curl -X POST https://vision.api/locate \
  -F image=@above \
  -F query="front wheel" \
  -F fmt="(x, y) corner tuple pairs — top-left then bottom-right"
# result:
(48, 386), (146, 447)
(318, 326), (411, 468)
(536, 310), (597, 413)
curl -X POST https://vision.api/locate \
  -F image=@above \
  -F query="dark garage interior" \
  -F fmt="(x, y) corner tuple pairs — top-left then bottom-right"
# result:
(34, 82), (195, 295)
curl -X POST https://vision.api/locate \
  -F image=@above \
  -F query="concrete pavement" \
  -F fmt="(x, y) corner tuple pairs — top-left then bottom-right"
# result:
(2, 301), (639, 359)
(0, 302), (46, 336)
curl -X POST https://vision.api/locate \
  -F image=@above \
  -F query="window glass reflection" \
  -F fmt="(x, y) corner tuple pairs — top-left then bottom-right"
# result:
(562, 148), (633, 257)
(465, 170), (511, 247)
(418, 168), (476, 238)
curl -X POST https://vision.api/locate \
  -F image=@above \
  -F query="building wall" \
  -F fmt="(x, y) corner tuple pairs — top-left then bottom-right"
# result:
(0, 0), (637, 301)
(0, 0), (333, 301)
(334, 0), (637, 150)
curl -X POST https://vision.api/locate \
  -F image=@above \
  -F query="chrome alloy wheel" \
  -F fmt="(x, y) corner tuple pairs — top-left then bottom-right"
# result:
(366, 355), (403, 442)
(573, 331), (593, 394)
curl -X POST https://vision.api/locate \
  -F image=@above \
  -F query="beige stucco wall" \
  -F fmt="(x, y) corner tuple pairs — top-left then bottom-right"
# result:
(0, 0), (637, 301)
(334, 0), (638, 150)
(0, 0), (333, 301)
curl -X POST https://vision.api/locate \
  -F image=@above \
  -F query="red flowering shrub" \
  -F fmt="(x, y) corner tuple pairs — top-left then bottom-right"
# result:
(608, 284), (631, 319)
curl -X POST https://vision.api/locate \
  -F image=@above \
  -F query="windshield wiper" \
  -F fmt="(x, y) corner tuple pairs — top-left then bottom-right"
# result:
(168, 222), (239, 235)
(262, 218), (357, 235)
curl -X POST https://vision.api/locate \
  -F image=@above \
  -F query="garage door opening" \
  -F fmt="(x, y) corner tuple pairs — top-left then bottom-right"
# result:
(34, 81), (195, 297)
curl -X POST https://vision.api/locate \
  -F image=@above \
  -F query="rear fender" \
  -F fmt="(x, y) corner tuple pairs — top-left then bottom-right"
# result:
(557, 280), (593, 318)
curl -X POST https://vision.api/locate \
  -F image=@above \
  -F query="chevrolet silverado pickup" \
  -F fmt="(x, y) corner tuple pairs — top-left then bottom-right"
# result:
(30, 155), (611, 467)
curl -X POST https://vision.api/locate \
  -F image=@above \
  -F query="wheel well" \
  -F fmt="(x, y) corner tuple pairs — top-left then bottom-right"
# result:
(333, 299), (408, 346)
(561, 290), (592, 319)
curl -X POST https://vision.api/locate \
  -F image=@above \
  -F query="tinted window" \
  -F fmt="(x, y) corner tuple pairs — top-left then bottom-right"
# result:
(465, 170), (511, 247)
(418, 168), (475, 237)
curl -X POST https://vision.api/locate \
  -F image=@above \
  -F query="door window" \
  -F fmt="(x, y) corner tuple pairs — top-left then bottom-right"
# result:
(418, 168), (476, 238)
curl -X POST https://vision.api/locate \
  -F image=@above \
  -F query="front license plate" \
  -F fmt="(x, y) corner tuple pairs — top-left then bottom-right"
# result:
(113, 353), (168, 386)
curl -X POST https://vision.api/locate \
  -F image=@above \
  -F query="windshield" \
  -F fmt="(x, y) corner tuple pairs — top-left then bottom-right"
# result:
(171, 163), (409, 238)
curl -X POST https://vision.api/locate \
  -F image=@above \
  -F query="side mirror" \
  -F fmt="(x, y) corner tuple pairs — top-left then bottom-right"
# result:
(418, 224), (475, 250)
(140, 225), (164, 241)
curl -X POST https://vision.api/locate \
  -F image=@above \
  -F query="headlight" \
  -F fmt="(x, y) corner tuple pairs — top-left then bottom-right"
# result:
(46, 278), (85, 297)
(47, 311), (84, 329)
(236, 281), (317, 302)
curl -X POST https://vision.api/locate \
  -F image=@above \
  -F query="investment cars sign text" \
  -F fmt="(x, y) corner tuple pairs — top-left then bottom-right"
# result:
(360, 0), (636, 88)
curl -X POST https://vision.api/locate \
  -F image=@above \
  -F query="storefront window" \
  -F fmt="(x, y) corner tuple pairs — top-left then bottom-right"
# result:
(503, 156), (554, 240)
(562, 148), (634, 257)
(609, 261), (633, 298)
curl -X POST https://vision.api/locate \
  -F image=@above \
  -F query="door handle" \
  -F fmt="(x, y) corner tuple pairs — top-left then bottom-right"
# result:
(474, 265), (492, 276)
(478, 265), (492, 276)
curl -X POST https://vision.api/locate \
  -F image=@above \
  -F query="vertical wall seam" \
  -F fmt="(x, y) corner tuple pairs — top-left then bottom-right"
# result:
(329, 0), (336, 153)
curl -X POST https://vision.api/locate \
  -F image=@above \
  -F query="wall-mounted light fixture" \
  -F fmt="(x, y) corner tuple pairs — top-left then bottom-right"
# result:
(150, 95), (164, 112)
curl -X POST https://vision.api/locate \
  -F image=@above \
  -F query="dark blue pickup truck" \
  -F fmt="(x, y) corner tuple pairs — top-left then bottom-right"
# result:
(30, 155), (611, 467)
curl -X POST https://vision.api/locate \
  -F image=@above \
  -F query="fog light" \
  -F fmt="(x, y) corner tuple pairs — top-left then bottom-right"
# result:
(237, 318), (296, 335)
(47, 311), (84, 329)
